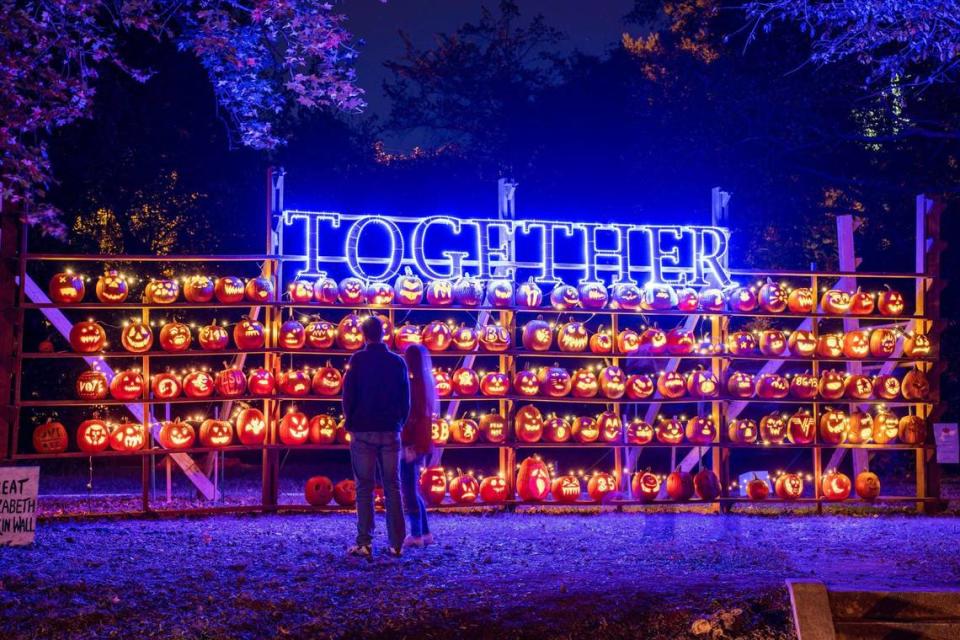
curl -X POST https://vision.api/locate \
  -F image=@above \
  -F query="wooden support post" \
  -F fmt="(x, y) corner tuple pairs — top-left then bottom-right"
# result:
(0, 205), (20, 460)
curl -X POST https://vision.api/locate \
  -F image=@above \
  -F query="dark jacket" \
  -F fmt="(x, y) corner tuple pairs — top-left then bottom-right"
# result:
(342, 343), (410, 432)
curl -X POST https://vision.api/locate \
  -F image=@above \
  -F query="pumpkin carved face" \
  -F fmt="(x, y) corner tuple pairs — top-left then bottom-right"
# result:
(726, 371), (755, 398)
(541, 365), (572, 397)
(279, 411), (310, 445)
(787, 287), (814, 313)
(685, 416), (716, 445)
(873, 374), (901, 400)
(632, 471), (662, 502)
(726, 331), (757, 355)
(199, 419), (234, 448)
(280, 369), (312, 396)
(775, 473), (804, 500)
(642, 282), (678, 310)
(610, 283), (643, 310)
(214, 276), (245, 303)
(698, 288), (725, 312)
(819, 409), (849, 444)
(452, 273), (484, 307)
(76, 370), (108, 400)
(198, 322), (230, 351)
(109, 422), (145, 452)
(597, 411), (622, 442)
(313, 276), (339, 304)
(849, 288), (875, 315)
(821, 471), (851, 501)
(821, 289), (852, 315)
(579, 281), (608, 309)
(159, 322), (192, 352)
(183, 370), (215, 398)
(394, 267), (424, 305)
(725, 286), (757, 313)
(903, 333), (931, 357)
(637, 328), (668, 355)
(336, 314), (364, 350)
(247, 368), (276, 396)
(236, 408), (267, 445)
(758, 281), (787, 313)
(666, 328), (696, 355)
(656, 372), (686, 399)
(333, 479), (357, 506)
(869, 328), (898, 357)
(515, 278), (543, 308)
(479, 413), (507, 443)
(846, 412), (874, 444)
(676, 287), (699, 312)
(452, 368), (480, 396)
(77, 419), (110, 453)
(110, 370), (145, 400)
(180, 275), (214, 303)
(756, 373), (789, 399)
(422, 321), (452, 352)
(478, 325), (510, 352)
(759, 330), (787, 356)
(544, 415), (571, 443)
(233, 317), (266, 350)
(338, 277), (365, 304)
(626, 418), (654, 445)
(686, 369), (719, 398)
(214, 368), (247, 397)
(486, 279), (514, 307)
(557, 321), (589, 352)
(626, 373), (655, 399)
(855, 471), (881, 500)
(901, 369), (929, 400)
(304, 475), (334, 506)
(787, 410), (815, 444)
(146, 279), (179, 304)
(514, 405), (544, 443)
(449, 475), (480, 503)
(872, 410), (899, 444)
(516, 457), (551, 501)
(552, 475), (582, 503)
(425, 279), (454, 306)
(159, 420), (196, 449)
(365, 281), (394, 306)
(589, 328), (613, 354)
(121, 321), (154, 353)
(305, 319), (336, 349)
(393, 323), (422, 351)
(521, 318), (553, 351)
(655, 417), (684, 445)
(96, 271), (129, 303)
(787, 330), (817, 357)
(514, 370), (542, 397)
(599, 366), (626, 399)
(571, 416), (599, 443)
(480, 371), (509, 397)
(433, 369), (452, 397)
(727, 419), (757, 444)
(309, 414), (338, 444)
(152, 372), (183, 399)
(549, 283), (580, 309)
(287, 279), (315, 303)
(70, 320), (107, 353)
(816, 334), (843, 359)
(819, 370), (846, 400)
(842, 330), (870, 359)
(479, 476), (508, 503)
(759, 413), (788, 444)
(570, 368), (598, 398)
(279, 320), (306, 350)
(878, 287), (905, 316)
(49, 272), (85, 303)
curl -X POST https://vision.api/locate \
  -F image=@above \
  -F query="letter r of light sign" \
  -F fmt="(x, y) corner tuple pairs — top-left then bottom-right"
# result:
(279, 210), (733, 287)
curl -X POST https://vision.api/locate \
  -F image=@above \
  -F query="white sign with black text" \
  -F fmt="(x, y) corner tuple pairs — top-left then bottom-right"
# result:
(934, 423), (959, 464)
(0, 466), (39, 546)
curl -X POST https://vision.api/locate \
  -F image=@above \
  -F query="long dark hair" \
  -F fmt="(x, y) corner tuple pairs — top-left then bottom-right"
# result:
(404, 343), (438, 425)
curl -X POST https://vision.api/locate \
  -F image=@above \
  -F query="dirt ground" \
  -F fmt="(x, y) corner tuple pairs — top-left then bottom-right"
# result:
(2, 512), (960, 640)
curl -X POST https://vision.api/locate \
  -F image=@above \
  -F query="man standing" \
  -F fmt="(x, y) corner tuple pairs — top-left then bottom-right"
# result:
(342, 315), (409, 558)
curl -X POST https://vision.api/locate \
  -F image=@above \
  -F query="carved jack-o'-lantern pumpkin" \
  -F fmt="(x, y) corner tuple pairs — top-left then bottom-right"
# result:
(109, 422), (146, 452)
(338, 277), (365, 304)
(145, 279), (179, 304)
(869, 328), (898, 357)
(571, 416), (599, 443)
(818, 370), (846, 400)
(183, 370), (215, 398)
(543, 415), (571, 443)
(486, 279), (514, 308)
(480, 371), (509, 397)
(279, 369), (312, 396)
(151, 371), (183, 400)
(304, 475), (334, 506)
(450, 418), (479, 445)
(725, 286), (757, 313)
(433, 369), (452, 397)
(676, 287), (699, 312)
(556, 320), (589, 352)
(452, 367), (480, 396)
(873, 374), (901, 400)
(775, 473), (804, 500)
(279, 319), (306, 350)
(198, 322), (230, 351)
(790, 372), (819, 399)
(478, 324), (510, 352)
(333, 479), (357, 506)
(898, 415), (927, 444)
(159, 420), (196, 449)
(626, 418), (654, 444)
(726, 330), (757, 356)
(849, 288), (875, 315)
(787, 410), (816, 445)
(96, 270), (129, 303)
(726, 371), (755, 399)
(516, 457), (551, 501)
(392, 323), (421, 352)
(598, 366), (626, 399)
(479, 413), (507, 444)
(756, 373), (789, 399)
(579, 281), (609, 309)
(236, 408), (267, 445)
(336, 314), (365, 351)
(821, 289), (852, 315)
(214, 368), (246, 398)
(514, 369), (542, 397)
(453, 273), (485, 307)
(182, 275), (214, 303)
(393, 267), (424, 305)
(636, 327), (666, 355)
(787, 287), (814, 313)
(247, 368), (275, 396)
(759, 413), (788, 444)
(214, 276), (245, 303)
(821, 471), (852, 501)
(655, 417), (685, 445)
(419, 467), (447, 506)
(569, 368), (598, 398)
(901, 369), (929, 400)
(666, 327), (696, 355)
(626, 373), (655, 399)
(686, 368), (719, 399)
(76, 370), (108, 400)
(587, 472), (618, 502)
(589, 327), (613, 354)
(846, 411), (874, 444)
(33, 420), (68, 453)
(309, 414), (338, 444)
(787, 330), (817, 357)
(425, 279), (454, 306)
(685, 416), (716, 445)
(521, 317), (553, 351)
(819, 409), (849, 444)
(365, 281), (394, 306)
(642, 282), (678, 310)
(279, 411), (310, 445)
(70, 422), (110, 461)
(727, 419), (758, 444)
(479, 476), (508, 503)
(110, 370), (145, 400)
(448, 323), (478, 352)
(610, 282), (643, 310)
(312, 276), (339, 304)
(597, 411), (622, 442)
(759, 330), (787, 356)
(421, 320), (453, 352)
(233, 317), (266, 350)
(842, 329), (870, 359)
(199, 419), (234, 448)
(514, 405), (544, 443)
(70, 320), (107, 353)
(903, 333), (931, 358)
(552, 475), (582, 503)
(698, 288), (725, 312)
(49, 272), (85, 303)
(159, 321), (192, 353)
(515, 277), (543, 308)
(845, 374), (874, 400)
(878, 286), (905, 316)
(757, 280), (787, 313)
(656, 371), (686, 399)
(854, 471), (881, 500)
(541, 365), (572, 397)
(449, 474), (480, 504)
(632, 471), (661, 502)
(549, 283), (580, 310)
(287, 279), (315, 303)
(304, 318), (336, 350)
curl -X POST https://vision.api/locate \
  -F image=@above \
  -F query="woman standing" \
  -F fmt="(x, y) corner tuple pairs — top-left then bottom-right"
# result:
(400, 343), (438, 548)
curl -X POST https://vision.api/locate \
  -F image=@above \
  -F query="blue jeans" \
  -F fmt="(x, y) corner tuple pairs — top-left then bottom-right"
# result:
(400, 454), (430, 537)
(349, 431), (405, 549)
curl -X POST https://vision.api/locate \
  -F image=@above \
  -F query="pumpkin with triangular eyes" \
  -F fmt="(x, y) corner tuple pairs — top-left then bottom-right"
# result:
(787, 287), (814, 313)
(655, 417), (685, 445)
(452, 273), (484, 307)
(183, 275), (215, 303)
(597, 411), (622, 442)
(598, 366), (626, 399)
(787, 330), (817, 357)
(571, 416), (599, 443)
(759, 413), (788, 445)
(666, 328), (696, 355)
(49, 272), (85, 303)
(479, 372), (509, 397)
(579, 281), (609, 309)
(849, 288), (875, 315)
(756, 373), (789, 399)
(551, 475), (582, 503)
(336, 314), (364, 351)
(214, 276), (245, 303)
(727, 419), (758, 444)
(110, 370), (145, 400)
(685, 416), (716, 445)
(625, 373), (655, 399)
(815, 334), (843, 358)
(121, 321), (154, 353)
(878, 286), (905, 316)
(657, 371), (686, 399)
(820, 289), (852, 315)
(686, 368), (719, 398)
(279, 411), (310, 445)
(338, 277), (365, 304)
(199, 419), (234, 448)
(626, 418), (654, 444)
(549, 283), (580, 310)
(449, 474), (480, 503)
(819, 409), (849, 445)
(514, 405), (544, 444)
(247, 368), (275, 396)
(365, 281), (394, 306)
(842, 329), (871, 359)
(96, 270), (129, 303)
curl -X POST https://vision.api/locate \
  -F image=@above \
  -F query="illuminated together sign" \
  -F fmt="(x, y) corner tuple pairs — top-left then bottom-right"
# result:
(280, 210), (732, 287)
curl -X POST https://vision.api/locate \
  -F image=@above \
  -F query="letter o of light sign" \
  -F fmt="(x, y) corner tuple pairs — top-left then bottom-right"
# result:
(345, 217), (404, 281)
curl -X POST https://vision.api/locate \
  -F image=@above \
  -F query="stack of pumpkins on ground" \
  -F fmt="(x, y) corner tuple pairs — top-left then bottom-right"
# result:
(73, 362), (347, 401)
(30, 408), (351, 454)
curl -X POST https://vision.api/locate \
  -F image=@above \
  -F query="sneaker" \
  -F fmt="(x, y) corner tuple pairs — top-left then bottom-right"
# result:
(421, 533), (436, 546)
(347, 544), (372, 559)
(386, 546), (403, 558)
(402, 535), (424, 549)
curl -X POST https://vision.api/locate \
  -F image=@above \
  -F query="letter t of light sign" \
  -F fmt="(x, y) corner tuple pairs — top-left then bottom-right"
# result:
(575, 223), (638, 285)
(282, 210), (342, 279)
(518, 220), (575, 285)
